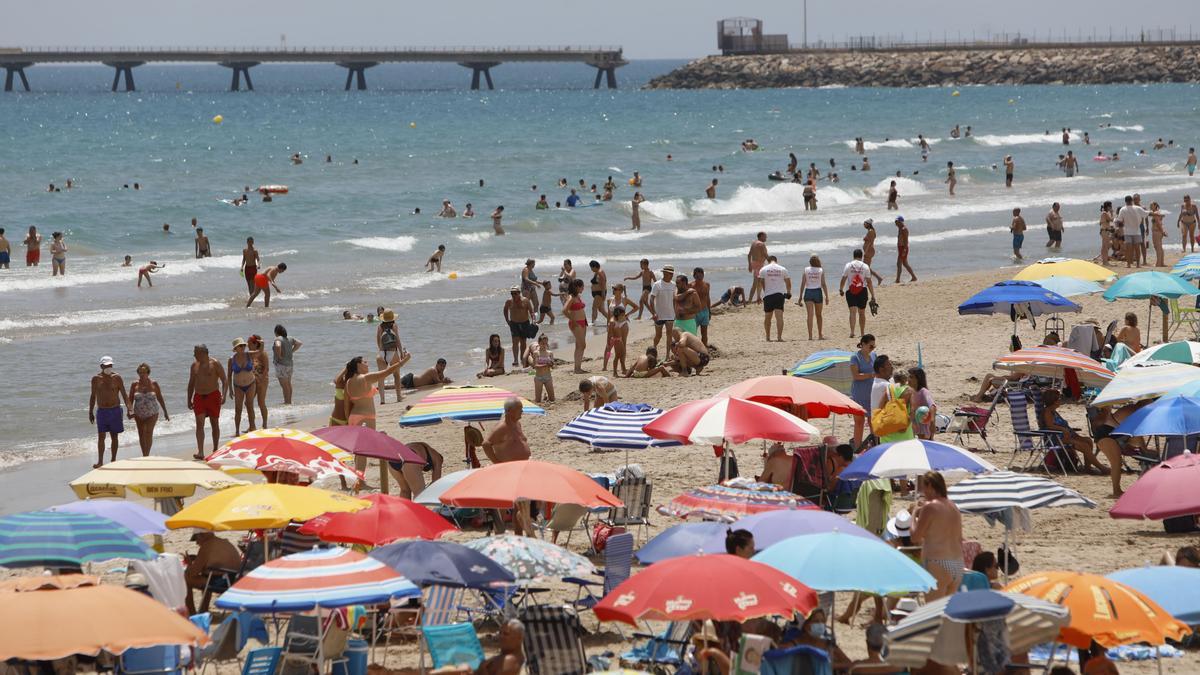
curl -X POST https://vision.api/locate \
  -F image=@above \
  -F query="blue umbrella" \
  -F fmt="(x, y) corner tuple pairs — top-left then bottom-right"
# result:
(753, 531), (935, 594)
(1111, 395), (1200, 437)
(46, 499), (168, 537)
(369, 540), (515, 588)
(1108, 566), (1200, 625)
(958, 280), (1080, 317)
(1102, 271), (1200, 301)
(557, 402), (682, 451)
(840, 439), (999, 480)
(1032, 276), (1105, 298)
(0, 511), (156, 569)
(635, 522), (729, 564)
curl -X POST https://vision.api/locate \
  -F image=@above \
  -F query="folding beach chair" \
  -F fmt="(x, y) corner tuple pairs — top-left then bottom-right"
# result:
(621, 621), (694, 673)
(601, 478), (653, 544)
(520, 605), (590, 675)
(421, 623), (485, 673)
(788, 445), (828, 507)
(566, 532), (633, 630)
(280, 614), (349, 675)
(1005, 389), (1070, 475)
(541, 503), (589, 547)
(241, 648), (282, 675)
(118, 645), (184, 675)
(948, 386), (1001, 454)
(1169, 297), (1200, 339)
(761, 644), (832, 675)
(194, 613), (242, 675)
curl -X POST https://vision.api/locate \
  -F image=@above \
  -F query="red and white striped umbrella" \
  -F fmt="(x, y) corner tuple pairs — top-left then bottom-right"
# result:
(207, 428), (364, 483)
(993, 345), (1114, 389)
(643, 397), (819, 446)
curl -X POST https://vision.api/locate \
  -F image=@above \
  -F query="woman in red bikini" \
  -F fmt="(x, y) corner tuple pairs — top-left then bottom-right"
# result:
(563, 278), (588, 373)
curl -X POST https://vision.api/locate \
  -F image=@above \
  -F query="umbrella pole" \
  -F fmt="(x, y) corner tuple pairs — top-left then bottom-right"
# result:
(379, 460), (389, 496)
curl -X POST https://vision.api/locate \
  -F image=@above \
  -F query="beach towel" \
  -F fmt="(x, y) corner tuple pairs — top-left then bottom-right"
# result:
(131, 553), (187, 611)
(854, 479), (892, 536)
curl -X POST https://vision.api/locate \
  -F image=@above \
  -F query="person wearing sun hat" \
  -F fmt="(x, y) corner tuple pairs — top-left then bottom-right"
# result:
(225, 337), (258, 435)
(648, 264), (677, 351)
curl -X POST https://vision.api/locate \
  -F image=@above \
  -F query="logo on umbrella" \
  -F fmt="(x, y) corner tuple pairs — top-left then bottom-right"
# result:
(613, 592), (637, 607)
(780, 582), (798, 597)
(732, 592), (759, 610)
(469, 565), (488, 574)
(665, 595), (693, 612)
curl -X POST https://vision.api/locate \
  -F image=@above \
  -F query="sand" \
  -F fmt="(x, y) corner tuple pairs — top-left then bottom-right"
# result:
(8, 251), (1200, 674)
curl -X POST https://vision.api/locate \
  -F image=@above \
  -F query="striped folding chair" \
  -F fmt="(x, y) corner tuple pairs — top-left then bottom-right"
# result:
(601, 478), (653, 544)
(566, 532), (633, 631)
(1005, 390), (1068, 475)
(520, 605), (589, 675)
(621, 621), (694, 672)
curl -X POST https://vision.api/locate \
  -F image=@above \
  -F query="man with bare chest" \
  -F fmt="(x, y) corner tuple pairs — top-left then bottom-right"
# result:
(89, 356), (130, 468)
(482, 398), (533, 536)
(187, 345), (228, 460)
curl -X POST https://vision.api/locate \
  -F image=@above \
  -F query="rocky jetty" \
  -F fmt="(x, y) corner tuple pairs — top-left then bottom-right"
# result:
(646, 46), (1200, 89)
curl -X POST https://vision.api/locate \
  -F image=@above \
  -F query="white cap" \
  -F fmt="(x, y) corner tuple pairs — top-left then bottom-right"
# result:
(99, 356), (114, 367)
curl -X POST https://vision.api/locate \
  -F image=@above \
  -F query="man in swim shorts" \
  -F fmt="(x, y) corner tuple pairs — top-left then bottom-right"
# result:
(194, 228), (211, 258)
(187, 344), (228, 460)
(747, 232), (768, 303)
(503, 286), (537, 367)
(692, 267), (712, 345)
(246, 263), (286, 308)
(89, 356), (130, 468)
(673, 274), (701, 336)
(23, 226), (42, 267)
(0, 228), (9, 269)
(400, 358), (453, 390)
(840, 249), (875, 339)
(1187, 147), (1197, 177)
(241, 237), (260, 296)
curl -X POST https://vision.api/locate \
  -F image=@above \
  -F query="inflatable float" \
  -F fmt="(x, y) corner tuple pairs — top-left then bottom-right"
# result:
(257, 185), (289, 194)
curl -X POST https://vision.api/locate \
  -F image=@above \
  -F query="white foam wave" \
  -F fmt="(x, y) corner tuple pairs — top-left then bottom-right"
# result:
(342, 235), (417, 252)
(1151, 163), (1178, 173)
(972, 132), (1063, 147)
(456, 232), (491, 244)
(581, 230), (655, 241)
(865, 176), (929, 198)
(637, 198), (688, 222)
(843, 139), (914, 151)
(691, 183), (810, 216)
(270, 249), (299, 256)
(0, 302), (227, 332)
(0, 255), (240, 292)
(367, 258), (527, 292)
(607, 167), (623, 173)
(1110, 125), (1144, 132)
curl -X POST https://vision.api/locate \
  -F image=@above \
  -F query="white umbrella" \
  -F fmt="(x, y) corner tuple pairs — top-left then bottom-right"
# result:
(1092, 360), (1200, 407)
(412, 469), (475, 506)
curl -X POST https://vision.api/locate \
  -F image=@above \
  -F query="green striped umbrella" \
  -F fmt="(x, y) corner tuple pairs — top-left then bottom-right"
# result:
(788, 350), (853, 394)
(0, 511), (156, 569)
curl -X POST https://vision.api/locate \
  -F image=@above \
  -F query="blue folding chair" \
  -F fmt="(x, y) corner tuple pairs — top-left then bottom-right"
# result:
(422, 623), (485, 673)
(621, 621), (694, 672)
(566, 532), (634, 625)
(241, 647), (282, 675)
(118, 645), (184, 675)
(960, 570), (991, 592)
(761, 644), (832, 675)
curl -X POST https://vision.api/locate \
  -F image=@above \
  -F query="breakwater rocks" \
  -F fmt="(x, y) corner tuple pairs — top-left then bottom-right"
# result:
(645, 46), (1200, 89)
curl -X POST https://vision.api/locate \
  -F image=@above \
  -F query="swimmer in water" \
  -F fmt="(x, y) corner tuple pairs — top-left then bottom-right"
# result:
(291, 152), (303, 165)
(705, 179), (718, 199)
(123, 255), (132, 267)
(137, 261), (164, 287)
(463, 203), (475, 218)
(411, 207), (420, 215)
(438, 200), (457, 217)
(536, 195), (549, 210)
(342, 310), (364, 320)
(426, 245), (446, 272)
(491, 206), (505, 235)
(246, 263), (286, 308)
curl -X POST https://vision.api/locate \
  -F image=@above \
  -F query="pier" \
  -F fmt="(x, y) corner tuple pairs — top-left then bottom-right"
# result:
(0, 46), (628, 92)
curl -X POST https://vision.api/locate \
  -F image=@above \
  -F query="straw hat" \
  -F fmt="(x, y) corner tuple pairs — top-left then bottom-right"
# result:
(691, 620), (720, 646)
(381, 310), (396, 322)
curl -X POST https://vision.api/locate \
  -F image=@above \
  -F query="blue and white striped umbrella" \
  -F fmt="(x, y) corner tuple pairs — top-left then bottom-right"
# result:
(1093, 360), (1200, 407)
(948, 472), (1096, 514)
(557, 402), (682, 450)
(0, 511), (156, 569)
(215, 547), (419, 612)
(840, 439), (998, 480)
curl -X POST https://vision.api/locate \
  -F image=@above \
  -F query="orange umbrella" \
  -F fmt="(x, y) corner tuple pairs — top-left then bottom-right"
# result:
(0, 583), (209, 660)
(0, 574), (98, 593)
(718, 375), (865, 418)
(439, 460), (623, 509)
(1005, 571), (1191, 648)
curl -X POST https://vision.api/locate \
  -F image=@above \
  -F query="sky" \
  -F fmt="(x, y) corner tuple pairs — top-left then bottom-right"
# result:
(1, 0), (1195, 59)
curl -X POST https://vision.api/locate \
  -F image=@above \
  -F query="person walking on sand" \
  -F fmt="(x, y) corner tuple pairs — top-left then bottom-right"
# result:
(1010, 208), (1027, 260)
(945, 161), (956, 196)
(894, 217), (916, 283)
(536, 281), (556, 325)
(758, 255), (791, 342)
(648, 265), (677, 352)
(247, 335), (270, 427)
(588, 261), (609, 325)
(1004, 155), (1014, 188)
(273, 324), (301, 404)
(911, 471), (964, 601)
(886, 181), (899, 210)
(504, 287), (537, 368)
(840, 249), (876, 339)
(225, 338), (258, 435)
(24, 226), (42, 267)
(1150, 202), (1167, 267)
(747, 232), (769, 303)
(1178, 195), (1197, 253)
(1098, 201), (1115, 265)
(1045, 202), (1064, 249)
(799, 255), (829, 341)
(860, 220), (886, 286)
(624, 258), (656, 320)
(631, 192), (645, 231)
(1117, 195), (1148, 269)
(128, 362), (168, 457)
(240, 237), (260, 296)
(491, 206), (505, 235)
(187, 344), (227, 460)
(246, 263), (286, 308)
(526, 334), (555, 403)
(89, 356), (130, 468)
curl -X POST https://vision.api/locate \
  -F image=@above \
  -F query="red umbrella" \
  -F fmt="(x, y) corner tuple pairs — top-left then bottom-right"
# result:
(298, 494), (457, 546)
(1110, 451), (1200, 520)
(718, 375), (865, 419)
(311, 426), (424, 464)
(643, 397), (819, 446)
(593, 553), (817, 625)
(206, 434), (364, 483)
(439, 460), (623, 509)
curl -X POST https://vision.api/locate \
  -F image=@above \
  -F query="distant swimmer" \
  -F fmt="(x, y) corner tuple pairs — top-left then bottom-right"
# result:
(491, 206), (505, 235)
(241, 237), (260, 296)
(590, 183), (598, 193)
(604, 175), (616, 192)
(787, 153), (798, 174)
(438, 200), (457, 217)
(705, 179), (718, 199)
(1004, 155), (1015, 188)
(945, 161), (956, 196)
(631, 171), (643, 187)
(666, 154), (673, 161)
(246, 263), (286, 308)
(950, 125), (961, 139)
(291, 152), (303, 165)
(194, 228), (211, 259)
(536, 195), (549, 210)
(134, 183), (141, 190)
(557, 178), (568, 188)
(325, 154), (332, 162)
(887, 181), (899, 210)
(342, 311), (364, 320)
(463, 203), (475, 218)
(602, 185), (613, 201)
(426, 245), (446, 272)
(566, 190), (582, 207)
(861, 157), (871, 171)
(1083, 132), (1090, 145)
(137, 261), (164, 287)
(24, 226), (42, 266)
(742, 139), (759, 151)
(854, 137), (865, 154)
(918, 134), (930, 152)
(1061, 128), (1070, 145)
(47, 183), (59, 192)
(1187, 148), (1198, 177)
(578, 179), (587, 190)
(411, 207), (420, 215)
(803, 179), (817, 211)
(0, 228), (9, 269)
(162, 223), (172, 234)
(1064, 150), (1080, 177)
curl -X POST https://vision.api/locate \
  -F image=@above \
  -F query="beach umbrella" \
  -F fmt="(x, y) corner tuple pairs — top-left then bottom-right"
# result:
(787, 350), (854, 395)
(839, 439), (998, 480)
(637, 510), (877, 564)
(69, 456), (249, 499)
(1171, 256), (1200, 280)
(1111, 395), (1200, 437)
(1110, 451), (1200, 520)
(1031, 276), (1106, 298)
(643, 397), (820, 446)
(398, 385), (544, 427)
(1005, 571), (1190, 648)
(463, 534), (595, 581)
(369, 540), (516, 588)
(1108, 566), (1200, 625)
(1091, 361), (1200, 407)
(993, 345), (1114, 388)
(438, 460), (622, 509)
(948, 471), (1096, 513)
(311, 425), (424, 464)
(0, 573), (98, 593)
(0, 581), (209, 660)
(297, 493), (457, 546)
(215, 547), (420, 612)
(753, 531), (935, 595)
(412, 469), (475, 506)
(593, 554), (818, 626)
(0, 511), (156, 569)
(1102, 271), (1199, 301)
(46, 499), (168, 537)
(1014, 258), (1116, 283)
(165, 484), (370, 531)
(556, 402), (682, 451)
(657, 479), (818, 524)
(1165, 378), (1200, 398)
(886, 590), (1069, 670)
(635, 522), (731, 564)
(718, 375), (865, 418)
(1122, 340), (1200, 368)
(957, 280), (1080, 318)
(207, 427), (362, 483)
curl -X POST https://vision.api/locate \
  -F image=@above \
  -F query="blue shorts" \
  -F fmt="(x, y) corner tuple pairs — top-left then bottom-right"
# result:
(803, 288), (824, 304)
(0, 251), (8, 265)
(96, 406), (124, 435)
(695, 309), (710, 327)
(1013, 233), (1025, 249)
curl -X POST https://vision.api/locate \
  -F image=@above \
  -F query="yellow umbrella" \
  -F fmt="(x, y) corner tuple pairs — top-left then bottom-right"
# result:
(165, 484), (370, 531)
(1013, 258), (1115, 283)
(70, 456), (249, 499)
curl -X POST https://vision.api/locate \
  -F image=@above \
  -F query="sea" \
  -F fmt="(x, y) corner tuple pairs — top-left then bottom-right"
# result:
(1, 60), (1198, 476)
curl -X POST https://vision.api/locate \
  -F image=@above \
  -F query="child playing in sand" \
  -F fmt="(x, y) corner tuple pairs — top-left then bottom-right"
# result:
(605, 306), (630, 377)
(137, 261), (164, 287)
(526, 334), (555, 403)
(625, 347), (672, 378)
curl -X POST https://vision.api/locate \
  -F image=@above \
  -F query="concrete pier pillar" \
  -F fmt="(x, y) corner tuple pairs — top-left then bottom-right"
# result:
(3, 63), (32, 92)
(336, 62), (378, 91)
(590, 65), (619, 89)
(103, 61), (143, 92)
(460, 61), (500, 90)
(219, 62), (260, 91)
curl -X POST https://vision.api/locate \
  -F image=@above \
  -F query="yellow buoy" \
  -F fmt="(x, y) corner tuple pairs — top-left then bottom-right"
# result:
(212, 114), (223, 124)
(410, 122), (416, 128)
(1008, 99), (1016, 105)
(448, 272), (458, 279)
(951, 91), (960, 97)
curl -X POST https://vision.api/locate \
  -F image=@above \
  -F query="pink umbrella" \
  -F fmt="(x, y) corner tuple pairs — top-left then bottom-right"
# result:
(1110, 451), (1200, 520)
(311, 426), (424, 464)
(643, 397), (819, 446)
(718, 375), (865, 419)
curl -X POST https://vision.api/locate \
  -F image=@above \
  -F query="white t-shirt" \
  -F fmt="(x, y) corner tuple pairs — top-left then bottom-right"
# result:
(842, 260), (871, 292)
(802, 266), (824, 291)
(649, 279), (677, 320)
(870, 377), (892, 413)
(1117, 204), (1148, 230)
(758, 262), (789, 297)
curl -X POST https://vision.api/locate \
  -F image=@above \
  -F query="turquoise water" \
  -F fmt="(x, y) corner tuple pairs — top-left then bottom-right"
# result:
(1, 62), (1198, 470)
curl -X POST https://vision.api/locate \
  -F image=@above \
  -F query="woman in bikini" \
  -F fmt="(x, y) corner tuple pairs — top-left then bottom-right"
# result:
(248, 335), (270, 428)
(1098, 201), (1115, 265)
(1150, 202), (1167, 267)
(525, 334), (556, 403)
(604, 306), (630, 377)
(563, 278), (589, 374)
(329, 368), (349, 427)
(607, 283), (638, 320)
(557, 259), (576, 308)
(128, 362), (169, 457)
(478, 334), (506, 378)
(344, 351), (410, 430)
(1179, 195), (1198, 253)
(860, 220), (885, 285)
(631, 191), (645, 231)
(588, 260), (609, 325)
(225, 338), (258, 435)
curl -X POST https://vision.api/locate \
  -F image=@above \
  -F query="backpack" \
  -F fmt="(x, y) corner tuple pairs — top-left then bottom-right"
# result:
(871, 385), (909, 437)
(380, 322), (399, 351)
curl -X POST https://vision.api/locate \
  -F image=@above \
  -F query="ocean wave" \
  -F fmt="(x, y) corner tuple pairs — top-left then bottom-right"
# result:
(367, 257), (527, 291)
(864, 176), (929, 198)
(581, 230), (655, 241)
(456, 232), (491, 244)
(972, 132), (1064, 147)
(843, 139), (915, 151)
(691, 183), (810, 216)
(342, 235), (417, 252)
(1151, 163), (1178, 173)
(637, 198), (688, 222)
(0, 255), (240, 292)
(1109, 125), (1144, 132)
(0, 301), (228, 332)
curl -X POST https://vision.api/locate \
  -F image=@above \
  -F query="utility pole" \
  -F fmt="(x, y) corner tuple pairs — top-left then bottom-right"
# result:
(803, 0), (808, 49)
